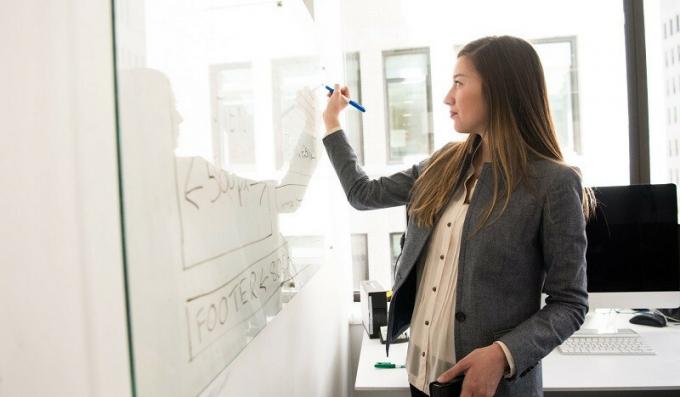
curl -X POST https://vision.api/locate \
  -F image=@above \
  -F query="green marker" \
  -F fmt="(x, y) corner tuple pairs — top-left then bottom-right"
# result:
(374, 361), (406, 369)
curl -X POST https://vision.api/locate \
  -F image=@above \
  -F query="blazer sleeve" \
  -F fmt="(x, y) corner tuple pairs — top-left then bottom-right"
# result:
(497, 166), (589, 381)
(322, 130), (426, 210)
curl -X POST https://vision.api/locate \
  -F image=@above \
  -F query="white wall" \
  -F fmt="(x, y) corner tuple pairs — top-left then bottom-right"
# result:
(0, 1), (131, 396)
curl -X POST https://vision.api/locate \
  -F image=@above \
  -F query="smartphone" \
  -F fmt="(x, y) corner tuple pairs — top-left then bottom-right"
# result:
(429, 376), (464, 397)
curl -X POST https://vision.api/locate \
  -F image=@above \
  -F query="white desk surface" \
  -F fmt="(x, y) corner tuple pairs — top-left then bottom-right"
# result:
(356, 312), (680, 392)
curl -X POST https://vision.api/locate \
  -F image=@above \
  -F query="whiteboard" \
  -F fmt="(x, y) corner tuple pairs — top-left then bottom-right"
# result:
(114, 1), (332, 394)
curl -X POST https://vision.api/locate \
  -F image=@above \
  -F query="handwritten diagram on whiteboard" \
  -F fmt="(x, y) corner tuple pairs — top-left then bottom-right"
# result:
(177, 157), (274, 270)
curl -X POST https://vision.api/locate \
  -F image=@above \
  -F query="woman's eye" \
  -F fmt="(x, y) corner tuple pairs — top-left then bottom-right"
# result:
(454, 80), (462, 87)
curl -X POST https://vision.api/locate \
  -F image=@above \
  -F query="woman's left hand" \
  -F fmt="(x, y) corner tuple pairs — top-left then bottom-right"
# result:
(436, 343), (508, 397)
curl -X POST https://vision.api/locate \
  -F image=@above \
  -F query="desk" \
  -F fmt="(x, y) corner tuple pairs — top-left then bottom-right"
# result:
(355, 313), (680, 395)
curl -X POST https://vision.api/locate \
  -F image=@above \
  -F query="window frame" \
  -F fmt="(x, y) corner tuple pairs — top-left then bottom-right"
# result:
(625, 0), (651, 184)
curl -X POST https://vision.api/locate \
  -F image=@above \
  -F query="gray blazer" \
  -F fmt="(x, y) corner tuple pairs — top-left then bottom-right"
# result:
(323, 131), (588, 397)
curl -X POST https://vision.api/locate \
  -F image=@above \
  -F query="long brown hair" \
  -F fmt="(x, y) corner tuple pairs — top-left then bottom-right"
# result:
(409, 36), (595, 229)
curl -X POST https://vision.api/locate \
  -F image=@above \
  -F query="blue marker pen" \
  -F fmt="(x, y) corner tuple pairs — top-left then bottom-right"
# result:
(325, 85), (366, 112)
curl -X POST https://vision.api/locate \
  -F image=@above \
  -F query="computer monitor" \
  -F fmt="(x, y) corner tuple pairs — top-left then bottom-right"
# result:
(586, 184), (680, 309)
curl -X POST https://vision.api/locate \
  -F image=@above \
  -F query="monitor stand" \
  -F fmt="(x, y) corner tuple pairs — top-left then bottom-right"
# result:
(583, 308), (627, 334)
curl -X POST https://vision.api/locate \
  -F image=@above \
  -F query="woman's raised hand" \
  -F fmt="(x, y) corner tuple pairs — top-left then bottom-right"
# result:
(322, 83), (350, 136)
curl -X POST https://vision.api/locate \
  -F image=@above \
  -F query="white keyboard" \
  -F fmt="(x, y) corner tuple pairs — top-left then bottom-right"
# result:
(559, 328), (656, 355)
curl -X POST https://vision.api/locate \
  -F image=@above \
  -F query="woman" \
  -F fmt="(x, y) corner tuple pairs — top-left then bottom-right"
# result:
(322, 36), (594, 397)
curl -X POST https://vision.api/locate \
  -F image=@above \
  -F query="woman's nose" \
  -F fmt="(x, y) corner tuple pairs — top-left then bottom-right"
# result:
(443, 91), (454, 106)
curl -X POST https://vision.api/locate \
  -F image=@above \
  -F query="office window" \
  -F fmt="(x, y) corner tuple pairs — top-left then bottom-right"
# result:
(210, 63), (256, 168)
(344, 52), (365, 164)
(383, 48), (433, 163)
(389, 232), (404, 285)
(350, 234), (369, 293)
(533, 37), (581, 154)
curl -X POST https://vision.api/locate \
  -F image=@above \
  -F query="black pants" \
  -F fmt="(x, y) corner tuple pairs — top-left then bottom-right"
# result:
(410, 383), (428, 397)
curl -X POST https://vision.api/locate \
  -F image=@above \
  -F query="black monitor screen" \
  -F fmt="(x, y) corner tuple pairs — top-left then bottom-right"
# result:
(586, 184), (680, 292)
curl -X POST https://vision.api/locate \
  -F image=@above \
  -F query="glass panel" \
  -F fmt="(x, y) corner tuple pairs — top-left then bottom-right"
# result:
(113, 1), (336, 395)
(350, 233), (369, 291)
(384, 49), (433, 163)
(648, 0), (680, 220)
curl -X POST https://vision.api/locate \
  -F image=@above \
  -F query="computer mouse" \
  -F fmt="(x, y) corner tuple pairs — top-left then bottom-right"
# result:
(629, 312), (667, 327)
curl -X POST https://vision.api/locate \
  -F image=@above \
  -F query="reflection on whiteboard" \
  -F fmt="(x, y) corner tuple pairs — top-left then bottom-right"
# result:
(118, 68), (322, 397)
(210, 63), (256, 167)
(272, 57), (321, 170)
(184, 242), (287, 360)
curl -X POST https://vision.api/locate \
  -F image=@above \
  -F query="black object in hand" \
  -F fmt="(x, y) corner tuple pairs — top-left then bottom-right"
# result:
(429, 376), (463, 397)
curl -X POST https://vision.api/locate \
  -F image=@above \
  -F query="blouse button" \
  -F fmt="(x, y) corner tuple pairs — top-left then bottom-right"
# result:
(425, 320), (429, 326)
(439, 254), (444, 260)
(455, 311), (466, 322)
(447, 222), (452, 227)
(432, 286), (437, 292)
